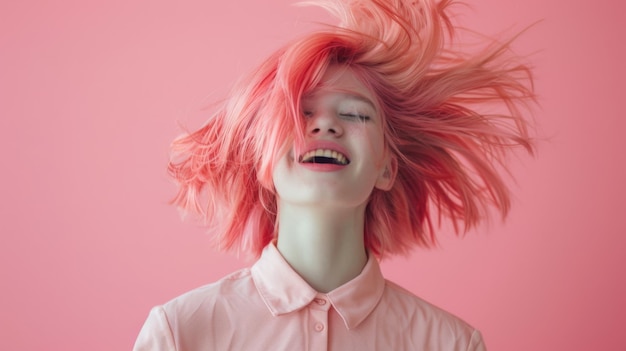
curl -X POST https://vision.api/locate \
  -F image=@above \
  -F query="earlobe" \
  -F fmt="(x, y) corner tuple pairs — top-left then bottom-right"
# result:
(375, 156), (397, 191)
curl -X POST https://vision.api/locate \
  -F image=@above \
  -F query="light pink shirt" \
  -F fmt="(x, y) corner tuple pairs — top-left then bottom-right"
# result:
(134, 244), (486, 350)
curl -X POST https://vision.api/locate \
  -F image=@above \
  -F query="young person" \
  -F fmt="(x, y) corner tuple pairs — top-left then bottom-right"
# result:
(134, 0), (535, 350)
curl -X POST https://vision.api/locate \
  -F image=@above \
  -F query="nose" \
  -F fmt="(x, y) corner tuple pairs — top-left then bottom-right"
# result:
(307, 111), (344, 137)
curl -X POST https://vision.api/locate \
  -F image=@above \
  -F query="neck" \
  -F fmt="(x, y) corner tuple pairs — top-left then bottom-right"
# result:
(276, 203), (368, 293)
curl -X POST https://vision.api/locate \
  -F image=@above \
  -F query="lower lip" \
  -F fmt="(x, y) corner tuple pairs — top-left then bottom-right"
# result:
(299, 162), (347, 172)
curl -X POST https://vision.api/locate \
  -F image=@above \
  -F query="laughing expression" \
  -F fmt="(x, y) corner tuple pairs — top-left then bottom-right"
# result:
(272, 65), (394, 210)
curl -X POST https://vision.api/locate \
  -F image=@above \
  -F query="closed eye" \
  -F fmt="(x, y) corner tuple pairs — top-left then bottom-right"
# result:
(339, 113), (370, 121)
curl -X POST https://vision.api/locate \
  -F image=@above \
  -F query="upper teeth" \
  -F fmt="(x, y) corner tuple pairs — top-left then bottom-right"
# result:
(300, 149), (349, 165)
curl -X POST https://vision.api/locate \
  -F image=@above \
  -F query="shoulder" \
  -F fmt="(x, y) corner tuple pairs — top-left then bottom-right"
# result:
(160, 268), (257, 320)
(134, 268), (261, 351)
(378, 280), (485, 349)
(154, 268), (267, 345)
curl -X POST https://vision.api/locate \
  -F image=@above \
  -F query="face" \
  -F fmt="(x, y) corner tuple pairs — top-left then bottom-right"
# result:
(272, 65), (396, 211)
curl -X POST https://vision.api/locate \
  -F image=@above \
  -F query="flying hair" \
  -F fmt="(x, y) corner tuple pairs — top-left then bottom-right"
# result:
(167, 0), (536, 258)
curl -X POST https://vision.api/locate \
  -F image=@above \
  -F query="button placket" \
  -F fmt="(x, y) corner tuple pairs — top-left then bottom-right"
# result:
(308, 295), (330, 350)
(310, 299), (329, 332)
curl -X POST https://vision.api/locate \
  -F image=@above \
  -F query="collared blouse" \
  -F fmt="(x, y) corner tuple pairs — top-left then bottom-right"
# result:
(134, 244), (486, 350)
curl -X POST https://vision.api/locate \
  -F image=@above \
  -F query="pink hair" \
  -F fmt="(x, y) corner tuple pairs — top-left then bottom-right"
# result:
(168, 0), (536, 258)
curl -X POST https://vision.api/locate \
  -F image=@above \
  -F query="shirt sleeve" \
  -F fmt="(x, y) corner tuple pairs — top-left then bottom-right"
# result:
(467, 329), (487, 351)
(133, 306), (177, 351)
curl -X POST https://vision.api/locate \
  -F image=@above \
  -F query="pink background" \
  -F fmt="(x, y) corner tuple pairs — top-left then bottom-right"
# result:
(1, 0), (624, 350)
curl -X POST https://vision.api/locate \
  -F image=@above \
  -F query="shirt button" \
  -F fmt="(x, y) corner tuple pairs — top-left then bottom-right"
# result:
(314, 298), (326, 305)
(314, 323), (325, 332)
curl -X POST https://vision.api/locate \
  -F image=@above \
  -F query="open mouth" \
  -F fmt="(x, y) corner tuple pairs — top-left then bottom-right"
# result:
(299, 149), (350, 165)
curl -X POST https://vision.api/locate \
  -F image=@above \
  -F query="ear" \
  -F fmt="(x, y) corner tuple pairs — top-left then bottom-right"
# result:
(375, 155), (397, 191)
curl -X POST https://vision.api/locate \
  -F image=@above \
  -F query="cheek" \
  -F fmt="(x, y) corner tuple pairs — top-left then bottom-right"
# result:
(359, 128), (387, 168)
(346, 123), (385, 162)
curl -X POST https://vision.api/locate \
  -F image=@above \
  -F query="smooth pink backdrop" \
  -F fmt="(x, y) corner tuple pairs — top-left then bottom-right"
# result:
(1, 1), (624, 350)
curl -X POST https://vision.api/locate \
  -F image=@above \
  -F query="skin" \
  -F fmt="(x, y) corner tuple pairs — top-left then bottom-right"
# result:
(272, 65), (396, 293)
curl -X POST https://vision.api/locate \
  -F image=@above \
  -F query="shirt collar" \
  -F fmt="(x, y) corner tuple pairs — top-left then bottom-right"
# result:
(251, 243), (385, 330)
